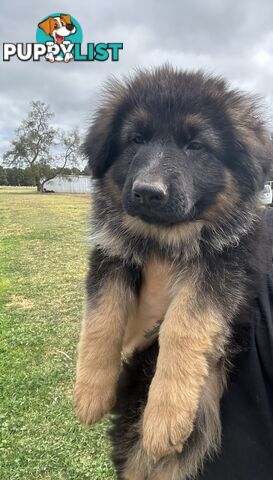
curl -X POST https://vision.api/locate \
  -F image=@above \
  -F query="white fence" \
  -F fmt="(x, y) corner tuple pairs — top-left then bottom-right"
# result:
(44, 175), (93, 194)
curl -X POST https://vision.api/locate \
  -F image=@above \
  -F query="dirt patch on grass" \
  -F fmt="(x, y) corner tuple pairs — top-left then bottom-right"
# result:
(6, 294), (35, 311)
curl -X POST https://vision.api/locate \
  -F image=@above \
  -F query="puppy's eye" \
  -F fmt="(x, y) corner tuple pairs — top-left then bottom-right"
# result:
(54, 23), (59, 29)
(132, 134), (144, 145)
(187, 141), (203, 151)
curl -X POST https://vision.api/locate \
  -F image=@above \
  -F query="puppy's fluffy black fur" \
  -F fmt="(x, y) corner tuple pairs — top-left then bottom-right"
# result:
(81, 66), (272, 479)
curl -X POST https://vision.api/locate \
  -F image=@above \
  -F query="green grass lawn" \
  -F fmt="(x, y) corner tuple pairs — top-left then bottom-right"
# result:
(0, 187), (116, 479)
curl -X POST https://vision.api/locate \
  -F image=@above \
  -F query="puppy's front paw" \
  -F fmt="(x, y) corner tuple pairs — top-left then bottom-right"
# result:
(64, 53), (73, 63)
(74, 377), (116, 425)
(45, 53), (55, 62)
(142, 399), (194, 460)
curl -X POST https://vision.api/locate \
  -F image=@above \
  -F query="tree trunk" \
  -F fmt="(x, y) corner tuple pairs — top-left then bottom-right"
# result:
(36, 178), (43, 192)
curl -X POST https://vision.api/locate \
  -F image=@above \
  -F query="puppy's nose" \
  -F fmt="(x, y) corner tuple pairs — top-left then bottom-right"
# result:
(132, 181), (167, 206)
(66, 24), (75, 31)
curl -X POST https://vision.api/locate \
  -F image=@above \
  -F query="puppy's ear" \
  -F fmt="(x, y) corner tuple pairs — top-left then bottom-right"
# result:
(83, 82), (126, 179)
(231, 95), (273, 191)
(38, 17), (53, 35)
(60, 14), (72, 25)
(253, 136), (273, 190)
(239, 127), (273, 191)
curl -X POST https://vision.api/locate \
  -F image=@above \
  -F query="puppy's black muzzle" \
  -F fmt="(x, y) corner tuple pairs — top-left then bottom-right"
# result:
(124, 177), (186, 225)
(122, 145), (196, 225)
(132, 180), (168, 208)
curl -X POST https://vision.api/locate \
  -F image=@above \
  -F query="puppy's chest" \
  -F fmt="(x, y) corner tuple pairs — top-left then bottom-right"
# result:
(122, 259), (175, 355)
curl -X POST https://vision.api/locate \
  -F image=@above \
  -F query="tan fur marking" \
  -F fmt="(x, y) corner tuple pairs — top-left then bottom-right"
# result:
(142, 279), (224, 460)
(122, 433), (153, 480)
(200, 169), (240, 221)
(105, 170), (122, 203)
(134, 107), (152, 124)
(122, 469), (144, 480)
(120, 108), (152, 142)
(183, 114), (221, 149)
(122, 448), (147, 480)
(123, 214), (204, 247)
(122, 258), (173, 355)
(150, 458), (180, 480)
(184, 113), (206, 129)
(74, 281), (135, 424)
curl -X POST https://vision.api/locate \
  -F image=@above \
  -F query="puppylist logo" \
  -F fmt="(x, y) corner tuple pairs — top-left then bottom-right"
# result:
(3, 13), (123, 63)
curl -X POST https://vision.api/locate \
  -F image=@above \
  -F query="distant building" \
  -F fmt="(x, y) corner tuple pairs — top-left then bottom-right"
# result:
(43, 175), (93, 194)
(260, 182), (272, 205)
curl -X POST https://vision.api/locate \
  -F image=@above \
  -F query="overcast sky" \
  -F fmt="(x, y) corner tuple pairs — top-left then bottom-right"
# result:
(1, 0), (273, 159)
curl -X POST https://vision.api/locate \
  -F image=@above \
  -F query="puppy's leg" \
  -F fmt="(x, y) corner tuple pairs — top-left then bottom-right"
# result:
(111, 336), (227, 479)
(62, 40), (73, 62)
(45, 41), (56, 62)
(142, 278), (227, 460)
(74, 248), (137, 425)
(149, 362), (227, 480)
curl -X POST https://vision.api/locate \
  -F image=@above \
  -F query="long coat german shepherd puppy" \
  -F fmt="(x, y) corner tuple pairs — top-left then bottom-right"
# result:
(74, 66), (272, 479)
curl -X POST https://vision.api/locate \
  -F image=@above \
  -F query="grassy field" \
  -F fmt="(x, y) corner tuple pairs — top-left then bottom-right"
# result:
(0, 187), (115, 479)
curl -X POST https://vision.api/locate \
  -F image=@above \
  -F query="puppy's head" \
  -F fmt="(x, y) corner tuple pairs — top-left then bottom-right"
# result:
(84, 66), (272, 227)
(38, 14), (76, 43)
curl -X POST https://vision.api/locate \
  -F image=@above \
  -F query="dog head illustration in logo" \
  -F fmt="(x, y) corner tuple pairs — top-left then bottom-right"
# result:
(38, 14), (76, 62)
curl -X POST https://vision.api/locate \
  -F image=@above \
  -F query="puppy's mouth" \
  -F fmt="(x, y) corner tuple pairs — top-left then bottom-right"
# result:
(55, 33), (64, 45)
(123, 202), (194, 226)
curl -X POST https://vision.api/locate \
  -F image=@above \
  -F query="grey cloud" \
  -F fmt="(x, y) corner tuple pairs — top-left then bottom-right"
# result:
(1, 0), (273, 158)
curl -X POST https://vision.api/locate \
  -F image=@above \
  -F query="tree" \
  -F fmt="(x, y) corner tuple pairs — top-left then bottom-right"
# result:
(21, 167), (36, 186)
(81, 164), (91, 175)
(3, 101), (81, 191)
(0, 166), (8, 185)
(5, 167), (19, 186)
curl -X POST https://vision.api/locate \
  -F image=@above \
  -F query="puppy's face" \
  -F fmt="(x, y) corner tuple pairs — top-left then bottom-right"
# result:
(85, 68), (272, 227)
(112, 109), (227, 225)
(38, 15), (76, 44)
